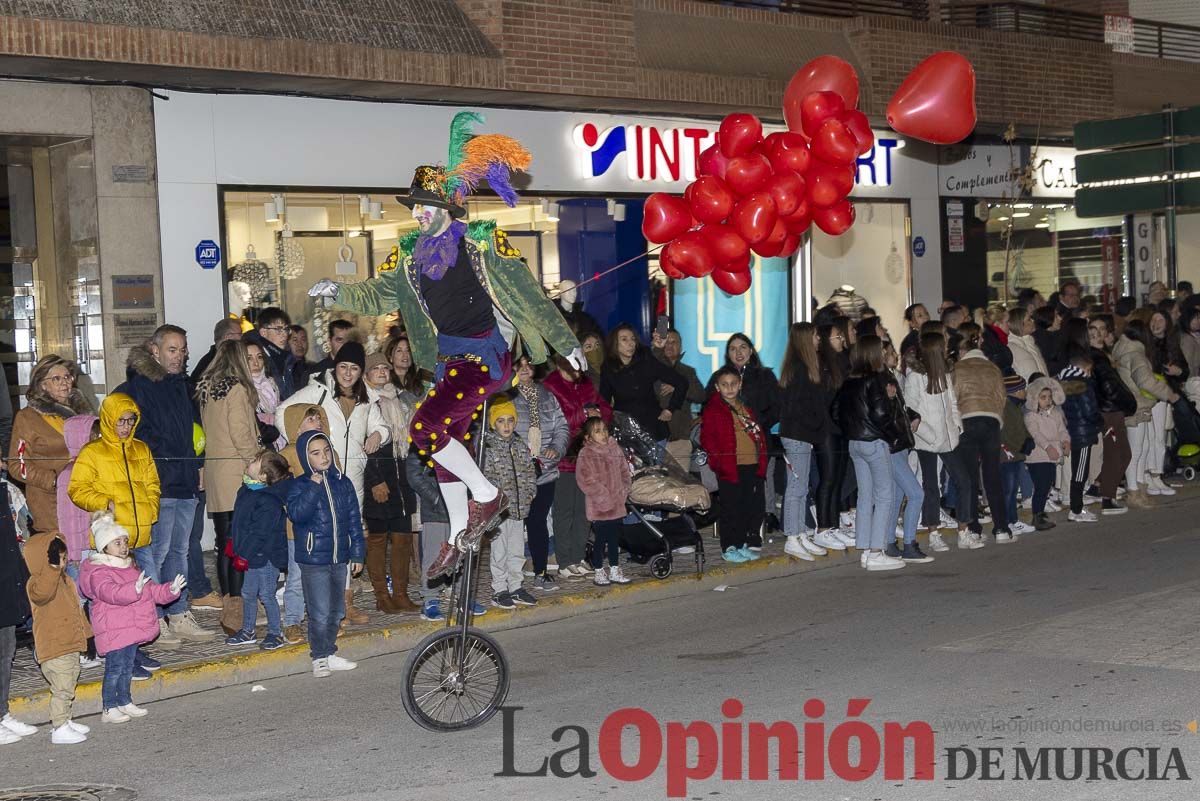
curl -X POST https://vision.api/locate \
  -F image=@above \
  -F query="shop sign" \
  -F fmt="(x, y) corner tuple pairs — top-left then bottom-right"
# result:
(1031, 146), (1084, 198)
(948, 218), (965, 253)
(939, 144), (1020, 196)
(1105, 14), (1135, 53)
(1132, 214), (1154, 290)
(572, 122), (901, 188)
(195, 239), (221, 270)
(1100, 236), (1121, 307)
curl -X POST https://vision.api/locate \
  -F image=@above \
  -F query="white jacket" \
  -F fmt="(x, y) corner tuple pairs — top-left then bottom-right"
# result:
(276, 370), (391, 502)
(903, 369), (963, 453)
(1009, 334), (1048, 381)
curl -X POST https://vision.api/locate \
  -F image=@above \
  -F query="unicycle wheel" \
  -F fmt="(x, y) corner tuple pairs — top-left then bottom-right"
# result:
(402, 627), (510, 732)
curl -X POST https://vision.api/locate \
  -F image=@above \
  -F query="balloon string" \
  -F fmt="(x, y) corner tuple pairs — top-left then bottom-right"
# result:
(546, 245), (664, 299)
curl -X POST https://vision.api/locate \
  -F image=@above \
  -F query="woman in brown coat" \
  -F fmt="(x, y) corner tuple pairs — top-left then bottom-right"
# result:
(195, 340), (262, 630)
(9, 355), (94, 533)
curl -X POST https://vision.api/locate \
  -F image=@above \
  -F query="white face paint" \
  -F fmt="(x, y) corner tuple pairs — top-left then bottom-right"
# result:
(412, 204), (449, 235)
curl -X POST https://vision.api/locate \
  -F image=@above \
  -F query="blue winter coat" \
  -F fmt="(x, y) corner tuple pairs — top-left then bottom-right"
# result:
(286, 430), (365, 566)
(1057, 364), (1101, 447)
(231, 482), (291, 571)
(115, 344), (200, 500)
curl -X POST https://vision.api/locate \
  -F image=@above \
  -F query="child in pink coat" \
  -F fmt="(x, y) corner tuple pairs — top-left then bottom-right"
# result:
(78, 513), (185, 724)
(573, 417), (632, 587)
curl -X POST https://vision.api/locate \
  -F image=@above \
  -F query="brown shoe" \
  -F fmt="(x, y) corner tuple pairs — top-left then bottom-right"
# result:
(343, 590), (370, 625)
(388, 533), (421, 612)
(460, 491), (510, 549)
(219, 596), (243, 637)
(284, 624), (306, 644)
(191, 592), (223, 610)
(426, 540), (462, 580)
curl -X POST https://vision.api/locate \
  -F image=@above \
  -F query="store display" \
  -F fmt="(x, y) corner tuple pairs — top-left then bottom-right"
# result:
(275, 225), (305, 280)
(230, 244), (274, 303)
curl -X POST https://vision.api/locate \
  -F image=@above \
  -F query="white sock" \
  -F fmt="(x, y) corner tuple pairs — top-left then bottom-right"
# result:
(431, 438), (498, 502)
(440, 482), (469, 546)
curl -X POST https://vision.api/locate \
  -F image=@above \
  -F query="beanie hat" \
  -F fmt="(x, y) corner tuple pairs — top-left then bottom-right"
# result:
(335, 341), (366, 371)
(1004, 373), (1027, 397)
(91, 512), (129, 554)
(364, 351), (389, 373)
(488, 396), (517, 428)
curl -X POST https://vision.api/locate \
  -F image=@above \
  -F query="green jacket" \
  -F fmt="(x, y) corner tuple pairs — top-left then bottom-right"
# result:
(336, 220), (579, 373)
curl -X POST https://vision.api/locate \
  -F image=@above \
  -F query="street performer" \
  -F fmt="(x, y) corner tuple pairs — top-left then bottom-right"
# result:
(309, 112), (584, 579)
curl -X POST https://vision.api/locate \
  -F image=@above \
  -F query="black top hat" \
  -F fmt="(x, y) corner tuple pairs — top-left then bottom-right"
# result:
(395, 166), (467, 219)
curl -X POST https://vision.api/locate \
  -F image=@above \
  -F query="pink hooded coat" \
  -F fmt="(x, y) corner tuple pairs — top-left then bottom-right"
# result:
(57, 414), (98, 561)
(574, 439), (631, 522)
(78, 553), (180, 655)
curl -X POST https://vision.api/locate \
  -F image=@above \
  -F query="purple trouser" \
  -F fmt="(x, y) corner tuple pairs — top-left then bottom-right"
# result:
(412, 351), (513, 483)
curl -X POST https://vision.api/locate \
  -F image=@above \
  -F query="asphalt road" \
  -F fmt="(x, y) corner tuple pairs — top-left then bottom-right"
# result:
(6, 493), (1200, 801)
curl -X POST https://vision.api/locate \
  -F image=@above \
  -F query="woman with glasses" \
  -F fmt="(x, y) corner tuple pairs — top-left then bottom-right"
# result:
(10, 355), (94, 534)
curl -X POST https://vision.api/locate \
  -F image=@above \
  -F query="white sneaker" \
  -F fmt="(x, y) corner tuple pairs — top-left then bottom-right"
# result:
(1045, 498), (1062, 512)
(995, 531), (1015, 544)
(1011, 521), (1035, 535)
(938, 509), (956, 528)
(169, 610), (215, 641)
(327, 654), (357, 671)
(1069, 510), (1098, 523)
(784, 536), (814, 561)
(835, 528), (857, 548)
(79, 654), (102, 670)
(101, 708), (130, 724)
(0, 714), (36, 737)
(813, 529), (846, 551)
(839, 511), (855, 529)
(927, 531), (949, 551)
(156, 618), (182, 648)
(977, 512), (992, 524)
(573, 562), (595, 575)
(67, 720), (90, 734)
(799, 533), (827, 556)
(1148, 475), (1177, 496)
(556, 564), (577, 577)
(51, 722), (87, 744)
(118, 703), (148, 718)
(593, 568), (610, 586)
(957, 531), (984, 550)
(312, 658), (332, 678)
(1020, 497), (1032, 510)
(862, 551), (905, 571)
(0, 729), (19, 744)
(608, 565), (631, 584)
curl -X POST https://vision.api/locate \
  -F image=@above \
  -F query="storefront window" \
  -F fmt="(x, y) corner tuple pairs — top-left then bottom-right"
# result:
(1, 136), (104, 406)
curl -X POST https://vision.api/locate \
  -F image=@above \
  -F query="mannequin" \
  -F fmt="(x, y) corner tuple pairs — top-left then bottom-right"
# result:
(827, 284), (869, 322)
(227, 281), (254, 332)
(553, 278), (602, 338)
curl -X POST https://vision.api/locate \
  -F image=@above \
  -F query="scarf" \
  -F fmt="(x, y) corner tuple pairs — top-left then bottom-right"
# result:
(252, 372), (280, 418)
(518, 381), (541, 456)
(242, 475), (266, 490)
(414, 219), (467, 280)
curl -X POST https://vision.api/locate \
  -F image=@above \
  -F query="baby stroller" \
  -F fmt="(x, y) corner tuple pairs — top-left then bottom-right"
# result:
(1168, 393), (1200, 480)
(592, 412), (711, 579)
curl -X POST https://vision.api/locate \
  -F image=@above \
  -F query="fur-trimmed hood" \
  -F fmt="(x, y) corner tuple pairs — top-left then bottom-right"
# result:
(1025, 376), (1066, 411)
(126, 343), (169, 382)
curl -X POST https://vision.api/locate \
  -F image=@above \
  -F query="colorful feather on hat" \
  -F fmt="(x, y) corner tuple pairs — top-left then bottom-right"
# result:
(444, 111), (532, 208)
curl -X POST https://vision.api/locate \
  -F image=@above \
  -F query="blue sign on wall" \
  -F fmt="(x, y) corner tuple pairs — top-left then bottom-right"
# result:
(195, 239), (221, 270)
(912, 236), (926, 258)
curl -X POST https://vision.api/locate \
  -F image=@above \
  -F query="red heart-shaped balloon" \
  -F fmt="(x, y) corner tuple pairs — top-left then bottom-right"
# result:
(779, 233), (802, 258)
(712, 268), (752, 296)
(799, 91), (847, 141)
(698, 141), (729, 179)
(806, 161), (853, 208)
(838, 109), (875, 156)
(663, 231), (719, 278)
(729, 192), (778, 245)
(764, 172), (806, 218)
(886, 51), (977, 145)
(642, 193), (693, 244)
(751, 218), (789, 258)
(767, 133), (811, 176)
(685, 176), (736, 225)
(809, 118), (859, 167)
(724, 249), (752, 274)
(724, 153), (773, 197)
(812, 199), (856, 236)
(700, 223), (750, 268)
(783, 56), (860, 135)
(658, 245), (686, 280)
(782, 205), (812, 236)
(718, 113), (763, 159)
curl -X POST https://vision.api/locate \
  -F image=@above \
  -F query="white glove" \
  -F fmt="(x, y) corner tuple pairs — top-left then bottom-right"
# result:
(134, 571), (150, 595)
(169, 574), (187, 595)
(566, 346), (587, 373)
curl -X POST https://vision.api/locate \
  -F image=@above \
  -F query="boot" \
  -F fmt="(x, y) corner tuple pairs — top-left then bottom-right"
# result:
(219, 595), (243, 636)
(1125, 487), (1152, 508)
(365, 534), (397, 613)
(344, 589), (370, 625)
(388, 533), (420, 612)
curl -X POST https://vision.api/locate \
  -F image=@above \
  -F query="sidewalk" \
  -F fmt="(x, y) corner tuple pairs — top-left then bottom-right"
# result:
(9, 488), (1190, 722)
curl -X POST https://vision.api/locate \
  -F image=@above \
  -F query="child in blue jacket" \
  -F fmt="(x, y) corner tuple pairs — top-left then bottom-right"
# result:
(287, 430), (365, 678)
(225, 449), (293, 651)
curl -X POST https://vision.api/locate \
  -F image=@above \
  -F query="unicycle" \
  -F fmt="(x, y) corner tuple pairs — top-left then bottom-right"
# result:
(401, 399), (510, 732)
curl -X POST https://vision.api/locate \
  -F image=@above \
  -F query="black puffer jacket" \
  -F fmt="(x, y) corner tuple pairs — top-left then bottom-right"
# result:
(1057, 364), (1101, 447)
(1091, 348), (1137, 417)
(778, 368), (831, 445)
(886, 375), (918, 453)
(833, 372), (899, 443)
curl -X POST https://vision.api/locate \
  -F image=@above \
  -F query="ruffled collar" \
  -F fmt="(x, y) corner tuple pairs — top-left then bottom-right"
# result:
(414, 220), (467, 280)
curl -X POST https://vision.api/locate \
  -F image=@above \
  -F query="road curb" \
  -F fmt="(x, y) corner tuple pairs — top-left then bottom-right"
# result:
(10, 542), (852, 722)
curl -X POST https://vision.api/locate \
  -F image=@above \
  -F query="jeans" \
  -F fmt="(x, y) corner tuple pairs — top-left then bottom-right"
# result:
(149, 497), (197, 616)
(299, 562), (347, 660)
(848, 439), (894, 550)
(188, 490), (213, 599)
(957, 417), (1009, 533)
(916, 450), (972, 527)
(526, 482), (555, 575)
(590, 518), (621, 570)
(1000, 461), (1022, 527)
(242, 564), (282, 636)
(0, 625), (14, 717)
(101, 643), (137, 710)
(813, 431), (848, 530)
(889, 449), (923, 544)
(780, 437), (813, 536)
(1019, 463), (1034, 503)
(1028, 462), (1057, 515)
(132, 545), (158, 581)
(283, 540), (306, 627)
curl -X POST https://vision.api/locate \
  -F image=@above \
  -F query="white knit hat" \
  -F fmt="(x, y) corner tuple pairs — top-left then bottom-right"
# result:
(91, 512), (130, 554)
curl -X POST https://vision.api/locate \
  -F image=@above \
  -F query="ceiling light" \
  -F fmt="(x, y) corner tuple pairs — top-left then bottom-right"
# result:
(264, 201), (279, 223)
(613, 203), (626, 222)
(541, 198), (559, 222)
(606, 198), (617, 216)
(369, 201), (384, 221)
(1013, 212), (1031, 218)
(1035, 223), (1049, 229)
(996, 216), (1010, 221)
(273, 193), (286, 216)
(359, 195), (370, 215)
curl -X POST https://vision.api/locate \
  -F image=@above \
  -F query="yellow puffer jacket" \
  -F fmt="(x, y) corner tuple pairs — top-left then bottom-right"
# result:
(68, 393), (160, 548)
